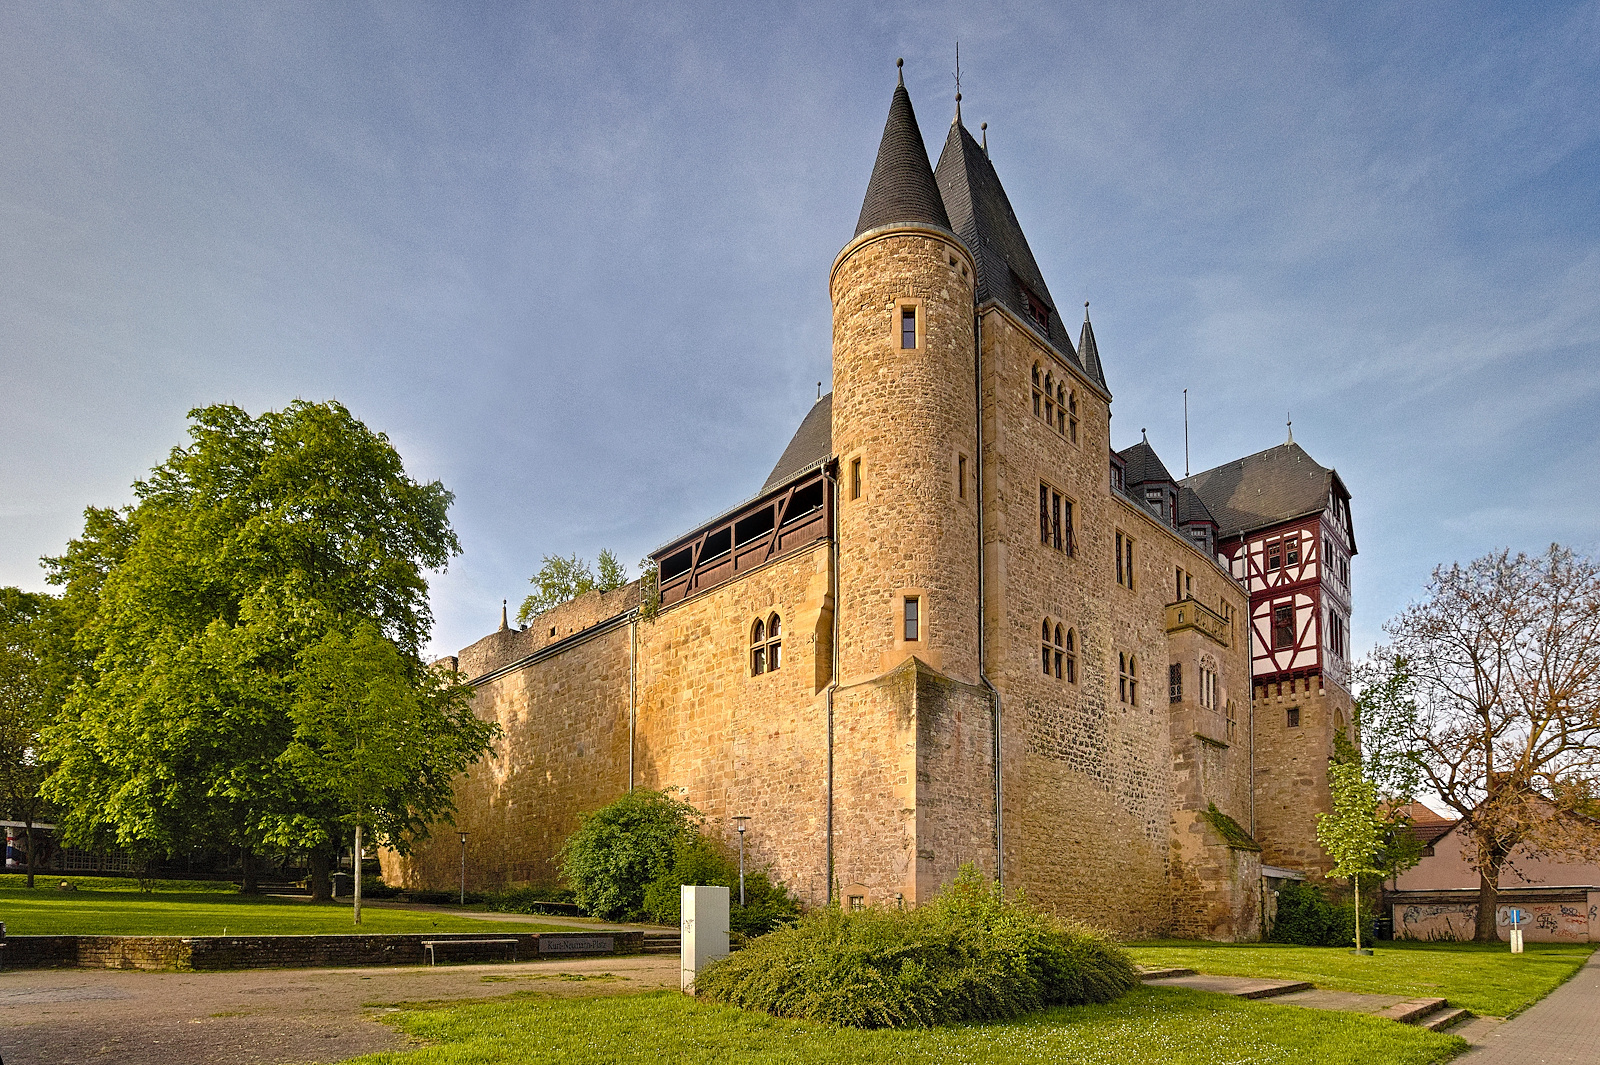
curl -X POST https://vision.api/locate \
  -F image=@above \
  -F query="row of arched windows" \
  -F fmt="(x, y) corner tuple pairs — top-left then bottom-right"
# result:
(1042, 619), (1077, 683)
(750, 613), (782, 675)
(1031, 365), (1079, 443)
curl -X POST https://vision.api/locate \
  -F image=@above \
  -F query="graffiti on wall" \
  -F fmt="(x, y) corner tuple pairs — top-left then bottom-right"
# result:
(1396, 899), (1592, 942)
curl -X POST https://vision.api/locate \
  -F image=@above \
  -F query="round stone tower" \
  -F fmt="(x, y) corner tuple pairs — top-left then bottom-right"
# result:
(830, 70), (980, 685)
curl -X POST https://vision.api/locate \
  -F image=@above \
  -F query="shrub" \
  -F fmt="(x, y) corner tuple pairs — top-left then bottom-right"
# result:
(485, 884), (576, 914)
(1328, 897), (1378, 947)
(559, 789), (700, 920)
(1268, 881), (1336, 945)
(694, 864), (1136, 1028)
(641, 833), (799, 936)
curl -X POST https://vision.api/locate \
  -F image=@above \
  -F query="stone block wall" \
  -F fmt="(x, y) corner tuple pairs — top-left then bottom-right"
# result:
(1252, 676), (1350, 879)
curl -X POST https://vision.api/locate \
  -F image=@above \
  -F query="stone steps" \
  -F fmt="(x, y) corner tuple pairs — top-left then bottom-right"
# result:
(641, 932), (680, 955)
(1421, 1007), (1473, 1032)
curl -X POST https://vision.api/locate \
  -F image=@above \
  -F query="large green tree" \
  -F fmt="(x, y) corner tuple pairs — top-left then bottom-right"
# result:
(0, 588), (75, 886)
(40, 401), (495, 898)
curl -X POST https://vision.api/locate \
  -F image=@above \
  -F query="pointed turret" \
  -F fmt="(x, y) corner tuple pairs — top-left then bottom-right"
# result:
(1078, 303), (1106, 388)
(855, 62), (950, 237)
(934, 116), (1109, 391)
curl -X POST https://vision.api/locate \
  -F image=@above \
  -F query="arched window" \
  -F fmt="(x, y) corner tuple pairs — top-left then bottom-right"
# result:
(767, 613), (782, 671)
(1119, 652), (1128, 703)
(751, 619), (766, 675)
(1042, 619), (1053, 676)
(1042, 620), (1067, 679)
(1068, 390), (1079, 443)
(1044, 372), (1055, 426)
(1129, 655), (1139, 705)
(1199, 653), (1218, 711)
(1032, 365), (1042, 416)
(1056, 384), (1067, 433)
(1064, 628), (1077, 684)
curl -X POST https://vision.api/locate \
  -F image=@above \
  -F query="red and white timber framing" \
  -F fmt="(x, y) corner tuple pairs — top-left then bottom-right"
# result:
(1221, 510), (1353, 696)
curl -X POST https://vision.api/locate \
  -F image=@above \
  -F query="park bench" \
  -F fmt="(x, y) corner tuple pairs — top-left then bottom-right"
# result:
(420, 937), (519, 965)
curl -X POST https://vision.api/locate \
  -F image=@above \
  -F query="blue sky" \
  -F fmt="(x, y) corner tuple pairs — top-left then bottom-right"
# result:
(2, 0), (1596, 661)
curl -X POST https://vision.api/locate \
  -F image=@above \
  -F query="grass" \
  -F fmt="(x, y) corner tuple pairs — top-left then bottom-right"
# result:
(1127, 939), (1594, 1017)
(339, 985), (1465, 1065)
(0, 876), (571, 937)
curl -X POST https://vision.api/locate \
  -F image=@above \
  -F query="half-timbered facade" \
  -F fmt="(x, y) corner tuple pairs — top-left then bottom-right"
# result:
(1184, 440), (1357, 877)
(384, 69), (1352, 935)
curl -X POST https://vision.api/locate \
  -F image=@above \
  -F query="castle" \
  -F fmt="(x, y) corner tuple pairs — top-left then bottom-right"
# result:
(382, 68), (1357, 940)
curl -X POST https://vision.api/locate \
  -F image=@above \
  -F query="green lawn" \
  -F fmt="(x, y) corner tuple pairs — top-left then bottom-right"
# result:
(1127, 940), (1593, 1017)
(341, 986), (1464, 1065)
(0, 877), (568, 936)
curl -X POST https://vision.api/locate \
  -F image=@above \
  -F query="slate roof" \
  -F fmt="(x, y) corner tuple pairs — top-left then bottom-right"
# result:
(935, 118), (1107, 391)
(855, 71), (950, 237)
(1177, 485), (1216, 527)
(1078, 308), (1107, 392)
(1182, 442), (1344, 542)
(1118, 439), (1176, 487)
(761, 393), (833, 494)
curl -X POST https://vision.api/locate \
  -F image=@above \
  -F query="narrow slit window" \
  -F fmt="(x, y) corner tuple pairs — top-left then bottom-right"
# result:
(1068, 391), (1078, 443)
(901, 306), (917, 349)
(1051, 491), (1062, 551)
(1042, 620), (1052, 675)
(1054, 624), (1065, 679)
(903, 597), (920, 642)
(1129, 655), (1138, 705)
(1063, 628), (1076, 683)
(1116, 531), (1125, 586)
(957, 455), (967, 499)
(1040, 485), (1050, 546)
(851, 458), (862, 500)
(1119, 652), (1129, 703)
(1063, 498), (1075, 556)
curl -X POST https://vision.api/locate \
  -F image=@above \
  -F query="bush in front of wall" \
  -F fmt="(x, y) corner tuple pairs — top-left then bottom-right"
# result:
(693, 864), (1136, 1028)
(640, 833), (799, 937)
(559, 788), (700, 920)
(1269, 881), (1337, 945)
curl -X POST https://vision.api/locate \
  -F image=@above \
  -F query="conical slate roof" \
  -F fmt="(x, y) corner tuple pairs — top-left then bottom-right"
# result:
(935, 118), (1107, 391)
(1078, 306), (1106, 390)
(855, 71), (950, 237)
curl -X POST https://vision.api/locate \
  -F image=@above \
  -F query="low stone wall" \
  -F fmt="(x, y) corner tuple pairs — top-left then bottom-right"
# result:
(0, 930), (645, 971)
(1390, 889), (1600, 943)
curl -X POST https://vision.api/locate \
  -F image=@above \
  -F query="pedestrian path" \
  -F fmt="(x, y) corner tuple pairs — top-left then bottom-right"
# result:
(1456, 949), (1600, 1063)
(1140, 969), (1478, 1038)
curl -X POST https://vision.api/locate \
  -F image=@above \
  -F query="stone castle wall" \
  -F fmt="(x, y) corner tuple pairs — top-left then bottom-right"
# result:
(1251, 676), (1350, 879)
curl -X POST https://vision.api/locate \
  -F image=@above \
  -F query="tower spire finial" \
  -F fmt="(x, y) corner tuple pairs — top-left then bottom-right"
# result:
(1084, 300), (1090, 322)
(1286, 412), (1293, 445)
(980, 121), (987, 153)
(896, 56), (904, 86)
(953, 42), (961, 122)
(500, 599), (509, 632)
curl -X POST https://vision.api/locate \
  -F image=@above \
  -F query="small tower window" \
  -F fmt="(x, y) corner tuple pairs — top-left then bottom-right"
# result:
(957, 454), (967, 499)
(1287, 706), (1301, 728)
(851, 458), (862, 500)
(901, 306), (917, 349)
(903, 597), (920, 641)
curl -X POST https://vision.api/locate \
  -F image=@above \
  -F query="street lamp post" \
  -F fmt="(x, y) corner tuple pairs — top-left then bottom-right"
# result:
(458, 831), (468, 906)
(733, 816), (750, 907)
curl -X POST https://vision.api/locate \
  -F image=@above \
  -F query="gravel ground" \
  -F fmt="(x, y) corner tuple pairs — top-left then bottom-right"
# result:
(0, 954), (680, 1065)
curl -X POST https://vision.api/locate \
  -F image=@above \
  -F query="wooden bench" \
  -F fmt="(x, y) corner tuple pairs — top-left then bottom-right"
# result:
(420, 938), (519, 965)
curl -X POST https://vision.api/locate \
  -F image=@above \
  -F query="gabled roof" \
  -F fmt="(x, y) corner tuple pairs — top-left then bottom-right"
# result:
(934, 119), (1106, 390)
(1118, 439), (1176, 487)
(761, 393), (833, 494)
(855, 71), (950, 237)
(1182, 441), (1349, 544)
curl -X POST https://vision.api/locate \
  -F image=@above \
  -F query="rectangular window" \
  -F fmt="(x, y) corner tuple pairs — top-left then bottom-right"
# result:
(1176, 567), (1184, 603)
(901, 306), (917, 349)
(1062, 498), (1074, 556)
(1124, 537), (1135, 590)
(1040, 485), (1050, 546)
(1051, 491), (1062, 551)
(957, 455), (967, 499)
(851, 458), (862, 500)
(903, 597), (920, 641)
(1286, 706), (1301, 728)
(1272, 604), (1295, 649)
(1185, 572), (1192, 597)
(1169, 663), (1182, 703)
(1267, 539), (1282, 571)
(1115, 531), (1124, 586)
(1285, 537), (1300, 566)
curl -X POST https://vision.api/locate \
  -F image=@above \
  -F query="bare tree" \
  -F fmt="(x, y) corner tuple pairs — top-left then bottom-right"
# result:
(1382, 545), (1600, 941)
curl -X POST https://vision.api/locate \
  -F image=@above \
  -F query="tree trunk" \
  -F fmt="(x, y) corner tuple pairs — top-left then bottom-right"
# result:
(1474, 863), (1502, 942)
(308, 849), (333, 902)
(23, 819), (35, 889)
(353, 825), (362, 926)
(240, 847), (259, 894)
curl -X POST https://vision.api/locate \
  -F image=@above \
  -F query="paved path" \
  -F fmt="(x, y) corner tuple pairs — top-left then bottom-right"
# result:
(0, 953), (679, 1065)
(359, 899), (674, 933)
(1458, 949), (1600, 1063)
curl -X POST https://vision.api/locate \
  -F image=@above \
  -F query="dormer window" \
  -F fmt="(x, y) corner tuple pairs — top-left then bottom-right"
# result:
(1024, 288), (1051, 332)
(901, 306), (917, 349)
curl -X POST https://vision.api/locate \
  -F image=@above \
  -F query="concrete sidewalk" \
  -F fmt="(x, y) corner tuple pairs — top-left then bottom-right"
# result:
(1458, 949), (1600, 1064)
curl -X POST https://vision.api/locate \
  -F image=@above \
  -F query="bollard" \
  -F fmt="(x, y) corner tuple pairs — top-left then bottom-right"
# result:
(680, 884), (729, 993)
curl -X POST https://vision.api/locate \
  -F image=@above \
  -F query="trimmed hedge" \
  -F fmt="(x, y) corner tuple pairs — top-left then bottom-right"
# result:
(1269, 881), (1376, 946)
(694, 865), (1136, 1028)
